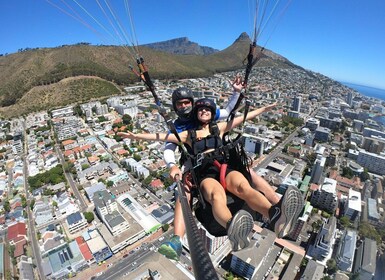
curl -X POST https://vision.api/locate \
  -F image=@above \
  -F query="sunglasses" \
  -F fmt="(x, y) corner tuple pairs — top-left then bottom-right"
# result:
(197, 107), (211, 112)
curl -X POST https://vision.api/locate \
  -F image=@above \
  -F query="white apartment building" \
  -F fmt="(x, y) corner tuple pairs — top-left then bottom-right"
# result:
(356, 149), (385, 175)
(93, 190), (129, 236)
(104, 211), (130, 236)
(308, 216), (337, 260)
(344, 189), (362, 222)
(310, 178), (338, 212)
(93, 190), (118, 216)
(66, 212), (88, 234)
(51, 106), (74, 118)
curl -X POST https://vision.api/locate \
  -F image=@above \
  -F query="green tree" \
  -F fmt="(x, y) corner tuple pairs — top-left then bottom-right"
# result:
(3, 199), (10, 212)
(21, 195), (27, 208)
(312, 220), (323, 232)
(359, 221), (382, 244)
(81, 164), (90, 170)
(106, 180), (114, 187)
(360, 169), (370, 181)
(133, 153), (141, 162)
(143, 176), (153, 186)
(84, 212), (95, 223)
(122, 114), (132, 125)
(30, 199), (35, 210)
(162, 224), (170, 232)
(339, 216), (351, 228)
(8, 244), (15, 258)
(326, 259), (337, 274)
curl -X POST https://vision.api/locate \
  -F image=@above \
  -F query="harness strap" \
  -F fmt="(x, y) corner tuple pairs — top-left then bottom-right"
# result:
(213, 160), (228, 191)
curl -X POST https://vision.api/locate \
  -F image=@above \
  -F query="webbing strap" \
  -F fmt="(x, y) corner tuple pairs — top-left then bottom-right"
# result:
(213, 160), (227, 190)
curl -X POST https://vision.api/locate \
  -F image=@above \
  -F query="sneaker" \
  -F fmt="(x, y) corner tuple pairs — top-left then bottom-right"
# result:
(158, 235), (182, 261)
(227, 210), (254, 251)
(269, 185), (304, 238)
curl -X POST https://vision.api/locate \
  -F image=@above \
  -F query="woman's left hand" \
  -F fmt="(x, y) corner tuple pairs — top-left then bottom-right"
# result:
(264, 102), (277, 112)
(117, 131), (136, 140)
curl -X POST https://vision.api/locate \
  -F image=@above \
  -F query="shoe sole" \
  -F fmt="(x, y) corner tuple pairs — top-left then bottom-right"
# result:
(158, 243), (179, 261)
(227, 210), (254, 251)
(275, 186), (304, 238)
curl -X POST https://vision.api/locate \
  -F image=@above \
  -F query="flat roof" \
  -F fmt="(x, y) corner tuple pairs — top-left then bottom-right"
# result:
(348, 189), (362, 212)
(86, 233), (108, 253)
(117, 193), (160, 233)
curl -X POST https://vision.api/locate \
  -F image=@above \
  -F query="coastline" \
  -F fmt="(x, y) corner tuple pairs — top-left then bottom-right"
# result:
(341, 82), (385, 102)
(341, 82), (385, 126)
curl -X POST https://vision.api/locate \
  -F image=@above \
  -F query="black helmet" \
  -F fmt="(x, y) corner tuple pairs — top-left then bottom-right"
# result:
(172, 87), (194, 120)
(194, 98), (216, 121)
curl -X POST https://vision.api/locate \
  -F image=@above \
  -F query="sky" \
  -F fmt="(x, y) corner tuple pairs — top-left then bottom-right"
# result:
(1, 0), (385, 90)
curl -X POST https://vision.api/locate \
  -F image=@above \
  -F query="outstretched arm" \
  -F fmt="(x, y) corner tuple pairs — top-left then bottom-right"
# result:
(118, 131), (188, 144)
(219, 103), (277, 133)
(217, 75), (244, 121)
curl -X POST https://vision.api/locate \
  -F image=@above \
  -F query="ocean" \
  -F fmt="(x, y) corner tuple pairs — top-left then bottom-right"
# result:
(341, 82), (385, 126)
(341, 82), (385, 102)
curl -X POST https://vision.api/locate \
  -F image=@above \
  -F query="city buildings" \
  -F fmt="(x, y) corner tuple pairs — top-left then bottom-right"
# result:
(310, 178), (338, 213)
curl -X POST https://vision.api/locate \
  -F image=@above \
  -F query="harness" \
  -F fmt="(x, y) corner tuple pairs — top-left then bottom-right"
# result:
(188, 122), (251, 191)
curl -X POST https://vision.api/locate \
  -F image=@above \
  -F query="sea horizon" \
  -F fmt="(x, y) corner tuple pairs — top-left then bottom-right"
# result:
(340, 81), (385, 102)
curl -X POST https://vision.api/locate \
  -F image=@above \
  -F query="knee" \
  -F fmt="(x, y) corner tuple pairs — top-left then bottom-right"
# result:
(208, 190), (226, 205)
(236, 180), (251, 195)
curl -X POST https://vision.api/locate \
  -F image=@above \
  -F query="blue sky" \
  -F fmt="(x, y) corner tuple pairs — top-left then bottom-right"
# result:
(1, 0), (385, 90)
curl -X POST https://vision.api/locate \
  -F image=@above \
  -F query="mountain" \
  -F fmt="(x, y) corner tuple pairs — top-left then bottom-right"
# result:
(143, 37), (219, 55)
(0, 33), (297, 118)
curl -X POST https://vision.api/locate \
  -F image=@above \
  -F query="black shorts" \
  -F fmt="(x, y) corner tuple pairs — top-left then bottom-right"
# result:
(197, 159), (235, 183)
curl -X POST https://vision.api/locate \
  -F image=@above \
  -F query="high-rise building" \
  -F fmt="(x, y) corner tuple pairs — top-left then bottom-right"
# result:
(310, 155), (326, 184)
(293, 96), (302, 112)
(336, 230), (357, 272)
(344, 189), (362, 222)
(347, 91), (353, 106)
(307, 217), (337, 260)
(198, 225), (228, 255)
(310, 178), (338, 212)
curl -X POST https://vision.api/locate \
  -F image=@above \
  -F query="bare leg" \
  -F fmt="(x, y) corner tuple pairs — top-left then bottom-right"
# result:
(226, 171), (272, 217)
(250, 171), (280, 205)
(200, 178), (232, 228)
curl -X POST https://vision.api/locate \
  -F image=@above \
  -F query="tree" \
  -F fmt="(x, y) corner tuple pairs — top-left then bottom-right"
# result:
(21, 195), (27, 208)
(106, 181), (114, 187)
(162, 224), (170, 232)
(30, 199), (35, 210)
(143, 176), (153, 186)
(133, 153), (141, 162)
(339, 216), (351, 228)
(3, 199), (10, 212)
(360, 169), (370, 181)
(312, 220), (323, 232)
(359, 221), (382, 244)
(8, 244), (15, 258)
(326, 259), (337, 274)
(84, 212), (94, 223)
(122, 114), (132, 125)
(81, 164), (90, 170)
